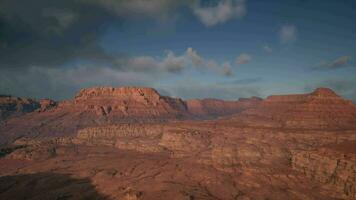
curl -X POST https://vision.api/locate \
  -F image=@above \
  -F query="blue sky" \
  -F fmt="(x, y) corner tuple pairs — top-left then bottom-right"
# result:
(0, 0), (356, 100)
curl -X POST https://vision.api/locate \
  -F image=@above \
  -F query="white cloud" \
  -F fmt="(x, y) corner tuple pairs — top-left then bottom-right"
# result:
(160, 51), (185, 73)
(124, 47), (234, 76)
(280, 25), (297, 44)
(168, 81), (261, 100)
(126, 51), (185, 73)
(193, 0), (246, 27)
(236, 53), (252, 65)
(0, 66), (150, 100)
(128, 56), (158, 71)
(262, 45), (273, 53)
(186, 47), (204, 66)
(222, 62), (233, 76)
(314, 56), (352, 70)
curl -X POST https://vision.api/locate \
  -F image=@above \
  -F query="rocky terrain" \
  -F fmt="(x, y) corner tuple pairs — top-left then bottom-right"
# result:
(186, 97), (262, 118)
(0, 87), (260, 146)
(227, 88), (356, 130)
(0, 87), (355, 200)
(0, 95), (41, 122)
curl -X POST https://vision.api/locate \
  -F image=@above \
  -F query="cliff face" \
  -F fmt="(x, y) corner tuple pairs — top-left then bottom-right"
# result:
(7, 121), (355, 199)
(73, 87), (188, 118)
(232, 88), (356, 129)
(1, 87), (356, 200)
(186, 97), (261, 118)
(0, 95), (41, 121)
(292, 145), (356, 199)
(0, 87), (191, 145)
(0, 87), (263, 145)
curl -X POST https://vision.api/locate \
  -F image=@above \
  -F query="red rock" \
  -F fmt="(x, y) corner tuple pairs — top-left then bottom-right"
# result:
(1, 87), (356, 200)
(231, 88), (356, 129)
(186, 97), (261, 118)
(0, 87), (261, 145)
(39, 99), (57, 112)
(73, 87), (188, 118)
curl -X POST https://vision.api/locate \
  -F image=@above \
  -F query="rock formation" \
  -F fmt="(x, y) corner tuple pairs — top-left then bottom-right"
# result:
(0, 95), (40, 122)
(74, 87), (188, 118)
(230, 88), (356, 129)
(186, 97), (261, 118)
(0, 87), (260, 145)
(0, 86), (356, 199)
(0, 87), (191, 145)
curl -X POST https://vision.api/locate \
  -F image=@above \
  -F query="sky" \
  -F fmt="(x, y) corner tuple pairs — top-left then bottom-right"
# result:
(0, 0), (356, 101)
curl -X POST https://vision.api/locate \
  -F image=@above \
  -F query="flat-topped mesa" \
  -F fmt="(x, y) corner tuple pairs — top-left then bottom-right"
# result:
(235, 88), (356, 129)
(75, 87), (161, 103)
(265, 88), (343, 103)
(72, 86), (189, 117)
(310, 87), (339, 98)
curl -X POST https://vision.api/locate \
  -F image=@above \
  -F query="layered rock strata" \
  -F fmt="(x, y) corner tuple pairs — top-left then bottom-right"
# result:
(232, 88), (356, 129)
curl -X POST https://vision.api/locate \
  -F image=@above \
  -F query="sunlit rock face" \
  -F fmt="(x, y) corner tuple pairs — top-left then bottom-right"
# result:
(0, 87), (190, 145)
(229, 88), (356, 129)
(1, 87), (356, 200)
(0, 87), (261, 145)
(74, 87), (189, 118)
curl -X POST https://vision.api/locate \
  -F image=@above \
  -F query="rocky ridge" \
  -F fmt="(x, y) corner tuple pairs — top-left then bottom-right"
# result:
(230, 88), (356, 129)
(0, 87), (259, 145)
(0, 95), (41, 122)
(1, 87), (356, 199)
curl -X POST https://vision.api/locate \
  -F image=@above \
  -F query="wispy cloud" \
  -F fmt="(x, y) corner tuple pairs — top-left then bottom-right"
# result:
(192, 0), (246, 27)
(262, 45), (273, 53)
(313, 56), (352, 70)
(186, 47), (204, 66)
(85, 0), (183, 19)
(222, 62), (233, 76)
(236, 53), (252, 65)
(168, 82), (261, 100)
(220, 77), (262, 85)
(117, 47), (235, 76)
(0, 66), (150, 100)
(280, 25), (297, 44)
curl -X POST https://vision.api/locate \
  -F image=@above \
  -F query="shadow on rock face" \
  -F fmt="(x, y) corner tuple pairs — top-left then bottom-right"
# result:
(0, 172), (108, 200)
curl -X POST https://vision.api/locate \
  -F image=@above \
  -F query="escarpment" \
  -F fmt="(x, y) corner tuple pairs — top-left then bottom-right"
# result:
(73, 87), (189, 118)
(0, 87), (261, 145)
(229, 88), (356, 129)
(1, 87), (356, 200)
(0, 87), (191, 145)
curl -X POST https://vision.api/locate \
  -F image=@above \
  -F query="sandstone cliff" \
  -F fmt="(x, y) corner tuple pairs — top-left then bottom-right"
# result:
(230, 88), (356, 130)
(6, 120), (355, 199)
(0, 87), (263, 145)
(1, 87), (356, 199)
(0, 87), (190, 145)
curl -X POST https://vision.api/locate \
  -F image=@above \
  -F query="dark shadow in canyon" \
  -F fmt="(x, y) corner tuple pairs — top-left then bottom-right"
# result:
(0, 172), (108, 200)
